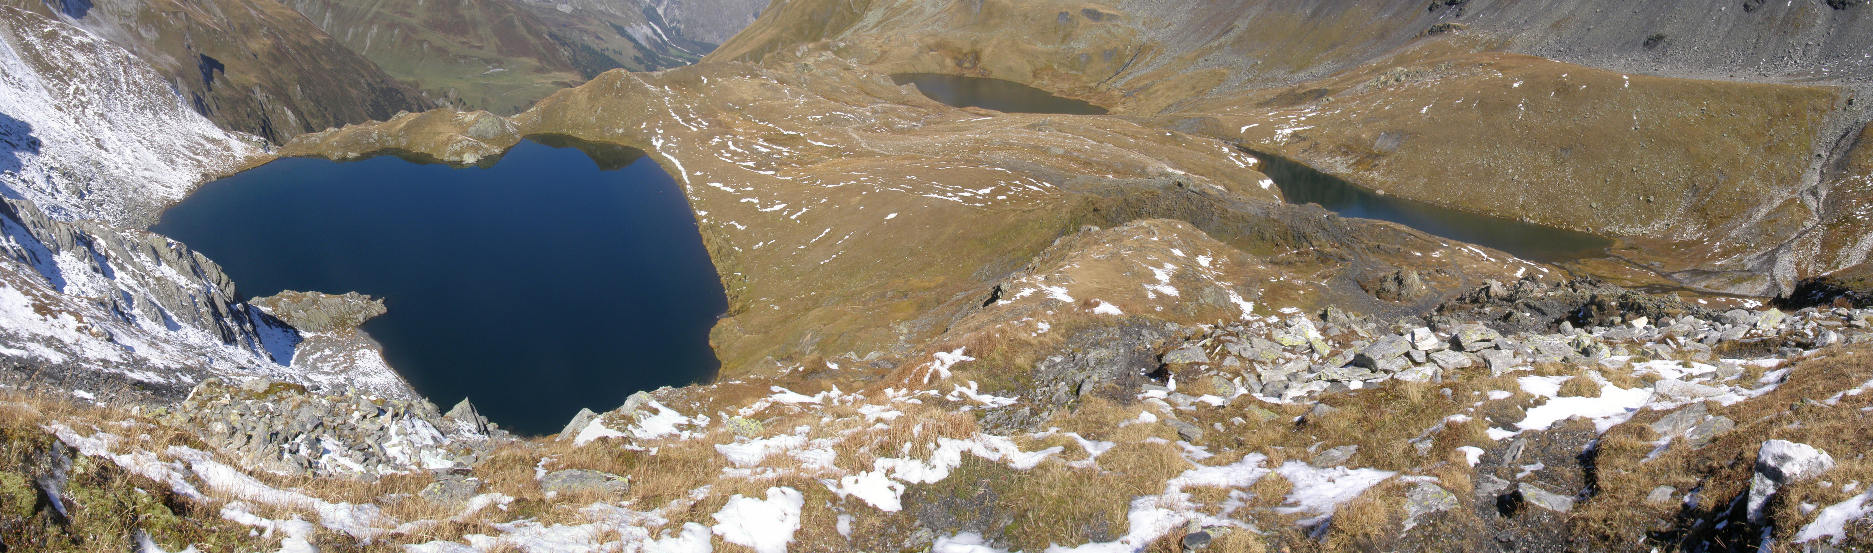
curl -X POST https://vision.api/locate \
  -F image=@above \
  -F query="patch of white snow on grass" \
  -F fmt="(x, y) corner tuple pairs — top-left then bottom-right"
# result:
(1795, 489), (1873, 544)
(715, 434), (807, 467)
(571, 419), (626, 446)
(643, 522), (713, 553)
(711, 487), (803, 553)
(833, 470), (907, 512)
(1274, 461), (1396, 526)
(1514, 375), (1652, 433)
(923, 348), (974, 383)
(1457, 446), (1485, 466)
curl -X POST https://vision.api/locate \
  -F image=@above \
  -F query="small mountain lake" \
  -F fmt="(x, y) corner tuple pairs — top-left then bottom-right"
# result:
(892, 73), (1108, 115)
(1246, 148), (1612, 263)
(152, 138), (728, 435)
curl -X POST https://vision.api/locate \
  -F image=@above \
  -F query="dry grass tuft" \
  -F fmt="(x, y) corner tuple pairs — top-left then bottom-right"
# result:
(1324, 479), (1404, 550)
(1556, 374), (1602, 397)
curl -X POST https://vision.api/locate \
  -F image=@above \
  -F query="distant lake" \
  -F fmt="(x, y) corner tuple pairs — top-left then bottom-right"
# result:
(1247, 148), (1612, 262)
(153, 139), (728, 435)
(892, 73), (1108, 115)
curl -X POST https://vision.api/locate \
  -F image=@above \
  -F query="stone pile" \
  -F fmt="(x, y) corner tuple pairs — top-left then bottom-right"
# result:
(1159, 280), (1873, 403)
(166, 378), (500, 477)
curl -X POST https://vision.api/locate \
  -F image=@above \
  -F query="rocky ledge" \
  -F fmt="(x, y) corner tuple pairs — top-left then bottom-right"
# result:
(1152, 277), (1850, 407)
(250, 291), (388, 334)
(162, 378), (500, 477)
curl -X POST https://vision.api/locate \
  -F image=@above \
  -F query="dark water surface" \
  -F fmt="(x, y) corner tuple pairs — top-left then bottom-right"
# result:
(1248, 148), (1612, 262)
(153, 139), (727, 435)
(892, 73), (1108, 115)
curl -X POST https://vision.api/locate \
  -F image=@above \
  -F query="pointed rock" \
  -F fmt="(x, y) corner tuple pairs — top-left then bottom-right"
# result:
(559, 408), (599, 440)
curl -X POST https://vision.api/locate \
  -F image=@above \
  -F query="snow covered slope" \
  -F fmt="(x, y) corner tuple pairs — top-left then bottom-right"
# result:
(0, 6), (413, 403)
(0, 5), (262, 226)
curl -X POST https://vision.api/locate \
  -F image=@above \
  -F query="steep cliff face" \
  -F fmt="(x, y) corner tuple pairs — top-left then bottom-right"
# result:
(0, 6), (411, 405)
(644, 0), (770, 45)
(2, 0), (435, 143)
(511, 0), (707, 68)
(0, 6), (260, 226)
(285, 0), (705, 114)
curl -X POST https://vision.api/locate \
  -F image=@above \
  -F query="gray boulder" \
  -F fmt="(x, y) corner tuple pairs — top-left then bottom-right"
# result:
(1313, 445), (1358, 466)
(1747, 440), (1834, 523)
(541, 469), (631, 498)
(1480, 349), (1520, 374)
(1524, 335), (1573, 362)
(1722, 309), (1756, 326)
(1654, 379), (1724, 401)
(1685, 416), (1734, 448)
(1353, 335), (1412, 368)
(1180, 530), (1212, 550)
(1429, 350), (1474, 370)
(1650, 403), (1710, 437)
(1475, 474), (1513, 499)
(1170, 419), (1206, 442)
(445, 398), (491, 435)
(559, 408), (599, 440)
(1226, 337), (1283, 364)
(420, 475), (482, 505)
(1162, 344), (1209, 366)
(1403, 482), (1459, 531)
(1518, 482), (1575, 513)
(1409, 327), (1444, 352)
(1455, 324), (1504, 351)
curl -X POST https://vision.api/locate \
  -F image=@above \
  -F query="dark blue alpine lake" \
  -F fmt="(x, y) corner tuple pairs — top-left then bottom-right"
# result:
(153, 139), (728, 435)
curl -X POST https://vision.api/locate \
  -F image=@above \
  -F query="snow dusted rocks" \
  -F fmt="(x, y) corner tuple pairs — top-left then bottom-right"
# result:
(168, 378), (495, 477)
(1749, 440), (1836, 523)
(0, 6), (262, 226)
(0, 6), (412, 406)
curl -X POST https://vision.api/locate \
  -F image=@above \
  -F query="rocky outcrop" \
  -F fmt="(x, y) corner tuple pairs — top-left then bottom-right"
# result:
(283, 109), (519, 167)
(251, 291), (386, 334)
(0, 7), (414, 406)
(167, 378), (498, 477)
(1148, 278), (1861, 406)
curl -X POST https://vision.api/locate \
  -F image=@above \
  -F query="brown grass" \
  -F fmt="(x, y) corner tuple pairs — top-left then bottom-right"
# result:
(1323, 479), (1404, 550)
(1556, 374), (1602, 397)
(0, 391), (272, 552)
(1570, 347), (1873, 548)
